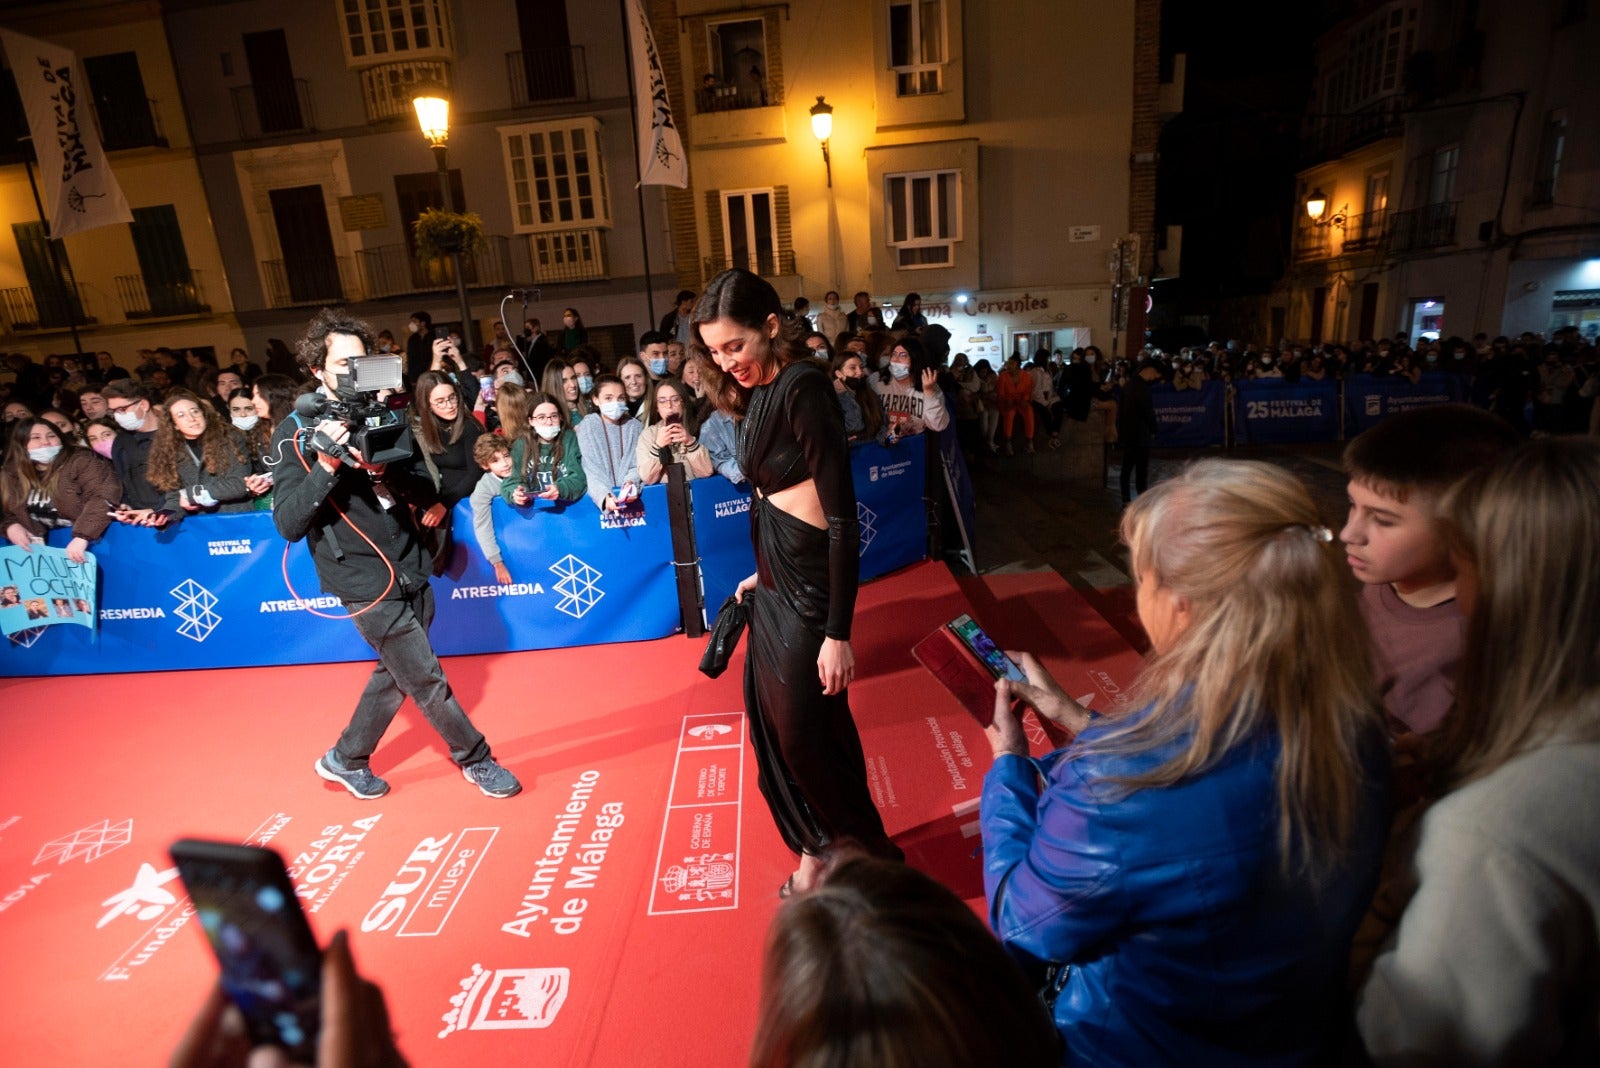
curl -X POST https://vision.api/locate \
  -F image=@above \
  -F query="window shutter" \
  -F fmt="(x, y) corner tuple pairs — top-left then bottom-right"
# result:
(773, 185), (792, 260)
(706, 188), (725, 279)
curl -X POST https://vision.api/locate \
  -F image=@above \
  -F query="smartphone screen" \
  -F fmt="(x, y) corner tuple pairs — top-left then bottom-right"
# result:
(948, 614), (1028, 684)
(169, 840), (322, 1060)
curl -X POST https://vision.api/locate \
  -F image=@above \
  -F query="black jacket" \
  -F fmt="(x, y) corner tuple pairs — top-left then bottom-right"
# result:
(268, 412), (440, 603)
(112, 428), (163, 510)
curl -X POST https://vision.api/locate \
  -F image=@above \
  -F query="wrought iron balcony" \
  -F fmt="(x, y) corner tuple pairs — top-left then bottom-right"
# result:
(115, 270), (210, 319)
(231, 80), (316, 139)
(505, 47), (589, 106)
(528, 228), (608, 284)
(1389, 201), (1459, 252)
(702, 249), (796, 282)
(100, 97), (168, 150)
(1294, 224), (1331, 262)
(261, 257), (357, 308)
(1, 284), (96, 331)
(1339, 211), (1390, 253)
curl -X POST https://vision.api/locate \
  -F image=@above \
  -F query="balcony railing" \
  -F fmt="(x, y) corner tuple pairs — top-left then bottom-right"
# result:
(697, 79), (773, 113)
(702, 249), (796, 282)
(360, 60), (452, 123)
(505, 47), (588, 106)
(261, 257), (357, 308)
(115, 270), (210, 319)
(100, 97), (168, 150)
(1294, 224), (1331, 262)
(1301, 94), (1404, 163)
(1, 284), (97, 331)
(1339, 211), (1390, 253)
(231, 80), (316, 139)
(355, 231), (609, 299)
(1390, 201), (1459, 252)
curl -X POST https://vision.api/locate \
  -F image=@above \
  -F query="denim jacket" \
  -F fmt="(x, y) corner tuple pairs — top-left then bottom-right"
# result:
(982, 707), (1389, 1066)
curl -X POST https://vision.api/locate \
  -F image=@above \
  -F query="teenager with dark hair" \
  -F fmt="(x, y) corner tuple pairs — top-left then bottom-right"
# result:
(2, 418), (120, 563)
(693, 268), (902, 898)
(273, 307), (520, 800)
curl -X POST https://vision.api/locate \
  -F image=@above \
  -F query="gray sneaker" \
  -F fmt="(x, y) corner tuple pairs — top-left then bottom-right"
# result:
(315, 749), (390, 800)
(462, 757), (521, 798)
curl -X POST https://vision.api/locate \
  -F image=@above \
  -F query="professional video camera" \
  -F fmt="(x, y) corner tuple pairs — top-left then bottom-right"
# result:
(294, 353), (414, 465)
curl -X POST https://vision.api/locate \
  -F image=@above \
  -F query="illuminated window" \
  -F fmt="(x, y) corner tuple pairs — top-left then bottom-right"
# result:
(885, 170), (960, 269)
(501, 118), (610, 232)
(889, 0), (945, 96)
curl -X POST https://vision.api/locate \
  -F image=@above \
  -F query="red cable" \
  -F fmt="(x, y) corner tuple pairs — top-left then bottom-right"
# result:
(278, 429), (397, 620)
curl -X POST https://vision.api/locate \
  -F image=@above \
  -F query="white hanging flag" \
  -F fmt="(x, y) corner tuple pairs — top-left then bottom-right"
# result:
(0, 29), (134, 240)
(623, 0), (688, 188)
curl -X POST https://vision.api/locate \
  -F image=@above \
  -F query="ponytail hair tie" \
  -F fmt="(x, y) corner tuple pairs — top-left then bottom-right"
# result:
(1304, 525), (1334, 543)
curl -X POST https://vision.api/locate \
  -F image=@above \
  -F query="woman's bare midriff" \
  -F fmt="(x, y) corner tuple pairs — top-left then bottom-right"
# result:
(756, 478), (825, 529)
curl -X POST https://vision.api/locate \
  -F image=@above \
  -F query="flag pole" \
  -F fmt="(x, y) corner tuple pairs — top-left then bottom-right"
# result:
(620, 0), (657, 328)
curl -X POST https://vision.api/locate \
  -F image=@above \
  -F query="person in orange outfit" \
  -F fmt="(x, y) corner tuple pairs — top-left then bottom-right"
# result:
(995, 354), (1035, 454)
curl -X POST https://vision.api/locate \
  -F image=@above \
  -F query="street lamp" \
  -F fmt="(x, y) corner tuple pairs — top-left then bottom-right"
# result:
(1304, 187), (1347, 229)
(809, 95), (833, 188)
(410, 80), (475, 351)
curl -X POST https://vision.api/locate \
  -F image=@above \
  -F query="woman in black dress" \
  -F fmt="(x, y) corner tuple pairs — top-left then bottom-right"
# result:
(692, 269), (901, 897)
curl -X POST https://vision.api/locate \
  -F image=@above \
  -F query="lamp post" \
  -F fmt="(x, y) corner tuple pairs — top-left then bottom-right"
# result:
(809, 95), (833, 188)
(1304, 187), (1348, 229)
(411, 82), (475, 351)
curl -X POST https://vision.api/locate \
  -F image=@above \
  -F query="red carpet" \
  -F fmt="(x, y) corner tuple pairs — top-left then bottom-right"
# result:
(0, 562), (1142, 1066)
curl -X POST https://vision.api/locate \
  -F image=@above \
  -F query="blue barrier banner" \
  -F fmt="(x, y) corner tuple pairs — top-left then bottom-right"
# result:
(936, 429), (978, 555)
(1232, 379), (1341, 445)
(1152, 381), (1226, 447)
(1344, 373), (1464, 435)
(694, 441), (928, 626)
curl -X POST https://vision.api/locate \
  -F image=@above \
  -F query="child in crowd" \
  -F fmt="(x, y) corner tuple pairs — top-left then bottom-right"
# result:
(1340, 405), (1519, 739)
(469, 436), (516, 585)
(575, 375), (641, 512)
(504, 393), (586, 507)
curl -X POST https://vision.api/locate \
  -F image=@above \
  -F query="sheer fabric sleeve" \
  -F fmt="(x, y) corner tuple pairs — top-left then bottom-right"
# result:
(786, 367), (859, 639)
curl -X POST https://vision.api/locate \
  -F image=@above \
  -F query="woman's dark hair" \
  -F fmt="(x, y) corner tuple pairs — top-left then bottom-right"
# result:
(146, 388), (248, 489)
(566, 344), (601, 375)
(252, 374), (300, 427)
(642, 377), (703, 437)
(749, 857), (1060, 1068)
(896, 291), (922, 324)
(411, 371), (468, 455)
(690, 268), (811, 419)
(0, 418), (78, 504)
(842, 376), (885, 442)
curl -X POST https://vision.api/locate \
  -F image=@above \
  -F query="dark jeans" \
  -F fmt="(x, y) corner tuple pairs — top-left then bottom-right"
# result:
(1120, 443), (1150, 502)
(334, 581), (490, 770)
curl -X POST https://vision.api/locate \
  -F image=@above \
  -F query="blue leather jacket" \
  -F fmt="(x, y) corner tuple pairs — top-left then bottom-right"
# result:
(982, 709), (1389, 1066)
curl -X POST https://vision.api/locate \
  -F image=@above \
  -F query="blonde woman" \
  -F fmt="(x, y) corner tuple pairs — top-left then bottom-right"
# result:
(982, 459), (1390, 1065)
(1357, 438), (1600, 1065)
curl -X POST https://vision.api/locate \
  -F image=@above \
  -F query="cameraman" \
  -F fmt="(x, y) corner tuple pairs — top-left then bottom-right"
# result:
(270, 308), (521, 800)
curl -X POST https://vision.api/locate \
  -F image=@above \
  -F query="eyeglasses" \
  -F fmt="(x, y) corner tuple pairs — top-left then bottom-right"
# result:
(530, 413), (562, 425)
(171, 407), (207, 421)
(432, 394), (460, 407)
(107, 402), (142, 414)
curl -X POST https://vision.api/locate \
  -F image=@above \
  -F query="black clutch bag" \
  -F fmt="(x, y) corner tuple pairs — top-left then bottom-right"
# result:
(698, 595), (748, 678)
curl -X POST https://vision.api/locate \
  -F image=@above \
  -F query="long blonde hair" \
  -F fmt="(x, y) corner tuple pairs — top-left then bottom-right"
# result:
(1434, 438), (1600, 789)
(1092, 459), (1380, 874)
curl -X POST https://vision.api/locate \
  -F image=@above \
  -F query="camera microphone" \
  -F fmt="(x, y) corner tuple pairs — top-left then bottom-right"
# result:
(293, 392), (352, 461)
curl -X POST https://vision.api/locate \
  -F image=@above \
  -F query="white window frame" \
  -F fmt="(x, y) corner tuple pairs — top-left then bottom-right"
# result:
(888, 0), (946, 97)
(1429, 144), (1459, 205)
(706, 16), (770, 101)
(885, 169), (961, 270)
(500, 118), (611, 234)
(338, 0), (453, 65)
(720, 188), (779, 274)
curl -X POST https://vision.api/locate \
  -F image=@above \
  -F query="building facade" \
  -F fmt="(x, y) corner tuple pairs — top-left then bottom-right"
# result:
(1282, 0), (1599, 345)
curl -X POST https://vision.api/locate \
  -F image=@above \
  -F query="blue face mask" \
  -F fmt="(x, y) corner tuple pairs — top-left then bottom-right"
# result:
(576, 375), (594, 395)
(600, 400), (629, 422)
(890, 362), (911, 380)
(648, 358), (668, 376)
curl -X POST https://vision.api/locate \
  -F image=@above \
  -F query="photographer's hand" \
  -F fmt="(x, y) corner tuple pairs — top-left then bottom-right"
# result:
(314, 421), (350, 475)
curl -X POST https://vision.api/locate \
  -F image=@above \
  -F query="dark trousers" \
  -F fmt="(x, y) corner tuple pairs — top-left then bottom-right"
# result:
(1120, 443), (1151, 501)
(335, 581), (490, 770)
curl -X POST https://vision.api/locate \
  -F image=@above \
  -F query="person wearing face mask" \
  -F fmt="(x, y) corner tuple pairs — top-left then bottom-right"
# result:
(828, 352), (874, 440)
(575, 375), (643, 511)
(560, 307), (588, 353)
(84, 417), (120, 463)
(540, 358), (590, 424)
(1, 417), (120, 564)
(145, 389), (266, 520)
(816, 290), (849, 342)
(871, 337), (949, 441)
(404, 310), (435, 384)
(637, 330), (673, 382)
(615, 355), (654, 419)
(567, 347), (599, 404)
(271, 308), (522, 801)
(503, 394), (586, 508)
(100, 379), (166, 514)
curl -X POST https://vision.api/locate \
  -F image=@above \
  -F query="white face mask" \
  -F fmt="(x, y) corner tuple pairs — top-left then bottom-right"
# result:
(28, 445), (62, 464)
(599, 400), (628, 421)
(232, 414), (260, 431)
(113, 408), (145, 431)
(534, 423), (561, 441)
(408, 322), (419, 334)
(890, 362), (911, 380)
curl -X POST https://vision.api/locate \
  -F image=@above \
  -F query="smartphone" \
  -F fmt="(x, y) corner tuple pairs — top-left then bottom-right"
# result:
(664, 411), (683, 426)
(947, 614), (1028, 684)
(168, 840), (322, 1060)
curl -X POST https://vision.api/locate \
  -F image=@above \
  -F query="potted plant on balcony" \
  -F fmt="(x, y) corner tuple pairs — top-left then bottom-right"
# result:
(412, 208), (486, 261)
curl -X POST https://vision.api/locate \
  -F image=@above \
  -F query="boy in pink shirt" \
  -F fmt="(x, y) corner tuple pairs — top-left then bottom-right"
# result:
(1340, 405), (1519, 739)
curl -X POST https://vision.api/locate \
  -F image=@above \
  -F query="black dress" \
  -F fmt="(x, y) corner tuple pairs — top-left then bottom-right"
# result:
(737, 360), (901, 860)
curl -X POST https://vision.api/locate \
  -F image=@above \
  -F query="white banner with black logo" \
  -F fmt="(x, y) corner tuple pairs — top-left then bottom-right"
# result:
(622, 0), (688, 188)
(0, 29), (134, 239)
